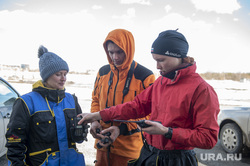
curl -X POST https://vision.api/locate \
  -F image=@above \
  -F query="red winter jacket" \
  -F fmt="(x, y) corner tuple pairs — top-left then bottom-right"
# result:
(100, 63), (220, 150)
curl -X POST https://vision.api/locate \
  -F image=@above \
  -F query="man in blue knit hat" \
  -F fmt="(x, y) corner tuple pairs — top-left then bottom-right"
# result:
(78, 29), (220, 166)
(6, 45), (88, 166)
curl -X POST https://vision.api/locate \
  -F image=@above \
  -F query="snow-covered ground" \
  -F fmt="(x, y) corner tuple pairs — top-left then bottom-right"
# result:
(6, 74), (250, 166)
(11, 74), (250, 110)
(206, 79), (250, 109)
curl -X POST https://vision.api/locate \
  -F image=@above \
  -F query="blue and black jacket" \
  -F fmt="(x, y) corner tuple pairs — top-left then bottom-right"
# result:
(5, 80), (85, 166)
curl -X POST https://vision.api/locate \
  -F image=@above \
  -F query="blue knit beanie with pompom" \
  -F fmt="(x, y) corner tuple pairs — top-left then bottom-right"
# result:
(38, 45), (69, 81)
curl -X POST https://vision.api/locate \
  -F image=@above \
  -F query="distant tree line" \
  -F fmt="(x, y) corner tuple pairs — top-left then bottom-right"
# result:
(200, 72), (250, 81)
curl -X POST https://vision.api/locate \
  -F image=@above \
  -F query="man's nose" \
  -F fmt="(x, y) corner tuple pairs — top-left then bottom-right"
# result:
(156, 62), (161, 69)
(112, 53), (119, 60)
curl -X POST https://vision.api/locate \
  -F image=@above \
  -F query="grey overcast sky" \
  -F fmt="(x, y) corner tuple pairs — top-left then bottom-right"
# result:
(0, 0), (249, 73)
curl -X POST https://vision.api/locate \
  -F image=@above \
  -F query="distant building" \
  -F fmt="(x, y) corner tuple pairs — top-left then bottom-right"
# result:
(21, 64), (30, 70)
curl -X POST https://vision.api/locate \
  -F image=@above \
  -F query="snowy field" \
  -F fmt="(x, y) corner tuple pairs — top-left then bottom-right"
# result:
(7, 74), (250, 166)
(10, 74), (250, 110)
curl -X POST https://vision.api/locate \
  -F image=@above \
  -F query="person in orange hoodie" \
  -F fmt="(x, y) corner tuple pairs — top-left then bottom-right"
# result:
(89, 29), (155, 166)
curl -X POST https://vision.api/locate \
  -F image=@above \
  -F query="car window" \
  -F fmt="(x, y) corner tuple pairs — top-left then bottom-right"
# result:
(0, 80), (18, 107)
(0, 79), (19, 157)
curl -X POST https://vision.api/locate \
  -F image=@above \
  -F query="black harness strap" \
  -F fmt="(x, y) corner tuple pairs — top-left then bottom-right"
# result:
(104, 61), (135, 166)
(105, 71), (114, 108)
(122, 60), (135, 103)
(105, 60), (135, 108)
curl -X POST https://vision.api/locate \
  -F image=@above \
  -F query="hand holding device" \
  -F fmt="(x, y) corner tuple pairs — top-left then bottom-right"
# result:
(113, 119), (161, 128)
(96, 128), (112, 149)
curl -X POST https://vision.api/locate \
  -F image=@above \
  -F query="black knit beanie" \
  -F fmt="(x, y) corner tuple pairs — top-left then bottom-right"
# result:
(151, 30), (189, 58)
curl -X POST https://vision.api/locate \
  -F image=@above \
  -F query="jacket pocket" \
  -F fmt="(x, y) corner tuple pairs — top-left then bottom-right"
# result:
(64, 109), (77, 143)
(31, 111), (56, 143)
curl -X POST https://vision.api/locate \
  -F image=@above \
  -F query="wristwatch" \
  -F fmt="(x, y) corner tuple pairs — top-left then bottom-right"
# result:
(164, 127), (173, 139)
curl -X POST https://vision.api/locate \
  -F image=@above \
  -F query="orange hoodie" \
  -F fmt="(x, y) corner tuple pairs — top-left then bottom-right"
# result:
(91, 29), (155, 158)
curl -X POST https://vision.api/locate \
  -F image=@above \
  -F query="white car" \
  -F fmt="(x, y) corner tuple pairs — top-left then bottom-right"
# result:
(218, 107), (250, 154)
(0, 77), (20, 157)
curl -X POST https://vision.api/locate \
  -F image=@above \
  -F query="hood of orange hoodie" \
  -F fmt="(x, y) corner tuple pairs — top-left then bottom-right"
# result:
(103, 29), (135, 71)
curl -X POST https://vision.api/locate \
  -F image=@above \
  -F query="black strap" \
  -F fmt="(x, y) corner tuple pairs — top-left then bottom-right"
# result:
(105, 72), (114, 108)
(118, 122), (140, 136)
(105, 61), (135, 107)
(107, 145), (111, 166)
(104, 61), (135, 165)
(122, 60), (135, 103)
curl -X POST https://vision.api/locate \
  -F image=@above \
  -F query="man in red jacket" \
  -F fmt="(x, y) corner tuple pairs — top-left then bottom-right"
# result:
(79, 29), (220, 166)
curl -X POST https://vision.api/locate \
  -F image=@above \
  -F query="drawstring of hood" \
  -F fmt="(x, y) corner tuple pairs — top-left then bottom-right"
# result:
(45, 97), (55, 117)
(57, 96), (61, 103)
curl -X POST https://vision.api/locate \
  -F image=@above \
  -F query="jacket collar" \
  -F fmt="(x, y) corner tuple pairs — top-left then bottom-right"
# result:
(162, 62), (197, 85)
(32, 80), (65, 103)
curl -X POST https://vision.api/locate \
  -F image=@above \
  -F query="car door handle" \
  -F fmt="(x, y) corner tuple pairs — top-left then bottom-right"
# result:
(3, 113), (11, 118)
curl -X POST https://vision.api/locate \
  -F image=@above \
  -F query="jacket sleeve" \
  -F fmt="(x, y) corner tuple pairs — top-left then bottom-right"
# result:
(117, 69), (155, 135)
(5, 98), (30, 166)
(171, 82), (220, 149)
